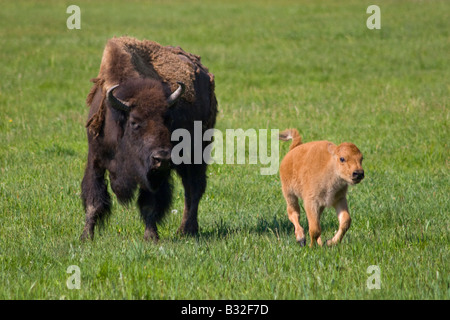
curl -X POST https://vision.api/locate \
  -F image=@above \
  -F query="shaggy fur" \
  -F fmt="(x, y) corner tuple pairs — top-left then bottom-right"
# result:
(279, 129), (364, 247)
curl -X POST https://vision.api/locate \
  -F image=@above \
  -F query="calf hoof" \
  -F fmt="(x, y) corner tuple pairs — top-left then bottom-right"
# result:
(297, 238), (306, 247)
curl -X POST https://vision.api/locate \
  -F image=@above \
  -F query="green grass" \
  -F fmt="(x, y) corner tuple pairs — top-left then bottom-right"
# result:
(0, 0), (448, 299)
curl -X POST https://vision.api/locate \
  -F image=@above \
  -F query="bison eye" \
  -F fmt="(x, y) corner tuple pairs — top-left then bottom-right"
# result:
(340, 157), (345, 163)
(130, 121), (140, 130)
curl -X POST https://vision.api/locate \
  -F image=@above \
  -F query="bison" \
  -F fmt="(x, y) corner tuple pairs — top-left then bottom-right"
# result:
(80, 37), (217, 241)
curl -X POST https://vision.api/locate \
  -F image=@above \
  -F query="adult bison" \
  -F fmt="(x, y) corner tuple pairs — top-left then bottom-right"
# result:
(80, 37), (217, 241)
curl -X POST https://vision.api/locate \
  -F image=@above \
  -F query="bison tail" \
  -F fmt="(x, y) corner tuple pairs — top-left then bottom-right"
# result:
(279, 128), (302, 151)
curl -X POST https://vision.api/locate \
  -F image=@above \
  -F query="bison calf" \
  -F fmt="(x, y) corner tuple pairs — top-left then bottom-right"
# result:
(279, 129), (364, 247)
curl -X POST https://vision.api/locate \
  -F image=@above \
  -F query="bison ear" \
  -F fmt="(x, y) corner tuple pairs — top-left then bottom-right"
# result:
(107, 85), (131, 112)
(167, 82), (185, 107)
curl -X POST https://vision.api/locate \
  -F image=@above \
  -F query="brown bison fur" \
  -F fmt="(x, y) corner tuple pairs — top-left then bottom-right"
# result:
(86, 36), (215, 137)
(279, 129), (364, 247)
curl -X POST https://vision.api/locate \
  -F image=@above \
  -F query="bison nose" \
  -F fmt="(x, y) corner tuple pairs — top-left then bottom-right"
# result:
(352, 170), (365, 181)
(151, 150), (171, 169)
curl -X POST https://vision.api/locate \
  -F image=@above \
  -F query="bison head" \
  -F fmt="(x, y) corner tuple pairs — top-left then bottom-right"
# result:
(106, 78), (184, 193)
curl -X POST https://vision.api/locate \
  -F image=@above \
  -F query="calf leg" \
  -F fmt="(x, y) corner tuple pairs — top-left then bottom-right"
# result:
(304, 201), (324, 248)
(327, 198), (352, 246)
(80, 164), (111, 241)
(138, 179), (172, 242)
(283, 191), (306, 246)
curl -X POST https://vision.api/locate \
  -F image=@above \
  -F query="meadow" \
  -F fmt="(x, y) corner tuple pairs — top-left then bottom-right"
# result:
(0, 0), (448, 300)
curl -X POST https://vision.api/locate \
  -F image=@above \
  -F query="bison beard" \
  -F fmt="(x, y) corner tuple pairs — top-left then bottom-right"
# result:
(80, 37), (217, 241)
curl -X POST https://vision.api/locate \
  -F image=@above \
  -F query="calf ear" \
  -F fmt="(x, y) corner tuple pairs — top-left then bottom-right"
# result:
(327, 143), (337, 155)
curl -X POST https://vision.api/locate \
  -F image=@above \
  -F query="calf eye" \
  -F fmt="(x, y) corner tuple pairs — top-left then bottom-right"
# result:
(340, 157), (345, 163)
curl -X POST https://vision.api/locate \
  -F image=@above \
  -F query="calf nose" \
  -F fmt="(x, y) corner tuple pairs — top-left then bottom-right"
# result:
(352, 170), (365, 180)
(151, 149), (171, 169)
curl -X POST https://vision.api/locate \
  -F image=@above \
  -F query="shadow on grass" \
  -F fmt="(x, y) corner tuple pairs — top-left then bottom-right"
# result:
(197, 208), (341, 242)
(197, 214), (294, 240)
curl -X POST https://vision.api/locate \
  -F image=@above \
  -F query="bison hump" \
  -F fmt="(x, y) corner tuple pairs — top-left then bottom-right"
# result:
(97, 36), (210, 103)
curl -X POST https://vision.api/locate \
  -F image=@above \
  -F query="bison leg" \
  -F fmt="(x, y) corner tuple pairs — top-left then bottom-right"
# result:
(138, 179), (172, 242)
(80, 164), (111, 241)
(177, 164), (207, 236)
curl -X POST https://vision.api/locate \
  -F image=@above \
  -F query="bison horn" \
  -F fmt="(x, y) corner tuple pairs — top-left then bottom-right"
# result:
(167, 82), (185, 107)
(107, 84), (131, 112)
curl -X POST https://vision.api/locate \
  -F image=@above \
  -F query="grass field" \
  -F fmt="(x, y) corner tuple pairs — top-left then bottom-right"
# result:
(0, 0), (448, 300)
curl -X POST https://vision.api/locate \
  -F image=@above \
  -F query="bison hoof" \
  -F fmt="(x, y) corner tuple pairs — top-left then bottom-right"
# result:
(80, 224), (95, 241)
(177, 224), (199, 236)
(144, 228), (159, 242)
(80, 230), (94, 241)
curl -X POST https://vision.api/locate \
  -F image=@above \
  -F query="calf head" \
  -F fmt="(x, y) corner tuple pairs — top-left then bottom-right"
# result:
(107, 78), (184, 192)
(329, 142), (364, 185)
